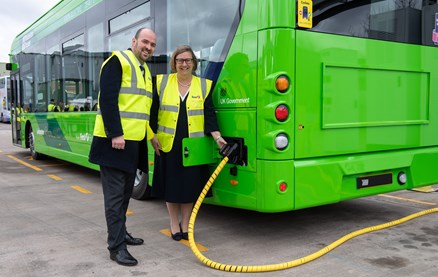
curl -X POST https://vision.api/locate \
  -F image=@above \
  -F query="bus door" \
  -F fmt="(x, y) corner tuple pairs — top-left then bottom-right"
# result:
(10, 71), (21, 145)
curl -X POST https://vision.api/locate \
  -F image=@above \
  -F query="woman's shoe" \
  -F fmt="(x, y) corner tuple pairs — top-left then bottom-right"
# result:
(171, 232), (183, 241)
(179, 223), (188, 240)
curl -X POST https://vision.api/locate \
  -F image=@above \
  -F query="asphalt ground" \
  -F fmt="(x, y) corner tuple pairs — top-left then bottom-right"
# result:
(0, 122), (437, 277)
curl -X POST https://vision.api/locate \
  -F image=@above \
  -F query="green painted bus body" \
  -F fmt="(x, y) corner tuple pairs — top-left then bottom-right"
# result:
(204, 0), (438, 211)
(13, 0), (438, 212)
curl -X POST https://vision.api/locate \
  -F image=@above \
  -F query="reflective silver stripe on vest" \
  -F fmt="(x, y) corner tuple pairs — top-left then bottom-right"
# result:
(119, 87), (144, 95)
(158, 125), (175, 135)
(159, 74), (169, 103)
(192, 78), (206, 138)
(119, 89), (152, 102)
(160, 105), (179, 112)
(120, 111), (149, 120)
(119, 52), (152, 100)
(145, 90), (153, 99)
(190, 131), (204, 137)
(157, 75), (177, 137)
(200, 77), (207, 99)
(96, 110), (149, 121)
(188, 109), (204, 116)
(120, 51), (138, 86)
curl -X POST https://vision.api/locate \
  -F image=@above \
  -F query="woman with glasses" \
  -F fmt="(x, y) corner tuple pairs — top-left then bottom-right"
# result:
(149, 45), (227, 241)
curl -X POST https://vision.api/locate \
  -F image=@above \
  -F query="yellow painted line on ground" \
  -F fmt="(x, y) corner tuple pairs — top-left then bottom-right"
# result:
(7, 155), (42, 171)
(378, 194), (436, 206)
(160, 229), (208, 251)
(126, 210), (135, 216)
(0, 150), (3, 153)
(410, 186), (436, 193)
(71, 185), (92, 194)
(48, 174), (63, 181)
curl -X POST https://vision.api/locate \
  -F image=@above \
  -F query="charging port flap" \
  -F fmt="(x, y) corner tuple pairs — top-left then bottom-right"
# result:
(182, 137), (219, 167)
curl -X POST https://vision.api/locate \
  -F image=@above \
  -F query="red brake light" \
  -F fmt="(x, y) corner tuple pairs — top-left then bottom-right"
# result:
(279, 182), (287, 192)
(275, 104), (289, 122)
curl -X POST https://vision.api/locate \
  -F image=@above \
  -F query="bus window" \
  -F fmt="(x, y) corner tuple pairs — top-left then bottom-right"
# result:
(310, 0), (428, 45)
(62, 34), (89, 110)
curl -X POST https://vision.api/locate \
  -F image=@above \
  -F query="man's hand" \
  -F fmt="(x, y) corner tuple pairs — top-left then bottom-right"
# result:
(150, 136), (161, 156)
(112, 135), (125, 150)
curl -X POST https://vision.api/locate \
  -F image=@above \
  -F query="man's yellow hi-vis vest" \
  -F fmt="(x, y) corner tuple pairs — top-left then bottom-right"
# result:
(93, 50), (153, 141)
(156, 73), (212, 152)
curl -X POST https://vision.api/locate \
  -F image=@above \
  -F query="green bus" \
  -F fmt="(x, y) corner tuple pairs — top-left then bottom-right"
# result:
(9, 0), (438, 212)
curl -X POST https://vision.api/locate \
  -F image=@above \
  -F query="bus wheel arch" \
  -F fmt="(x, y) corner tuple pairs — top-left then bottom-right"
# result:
(132, 169), (152, 200)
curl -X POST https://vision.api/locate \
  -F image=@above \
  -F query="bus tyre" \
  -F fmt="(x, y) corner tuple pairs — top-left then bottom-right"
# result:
(132, 169), (152, 200)
(28, 126), (43, 160)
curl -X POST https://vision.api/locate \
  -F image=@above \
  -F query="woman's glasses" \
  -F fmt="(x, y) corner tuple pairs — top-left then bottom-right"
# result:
(175, 58), (193, 64)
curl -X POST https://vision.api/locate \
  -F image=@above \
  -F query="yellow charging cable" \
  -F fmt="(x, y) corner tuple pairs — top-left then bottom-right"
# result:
(188, 155), (438, 273)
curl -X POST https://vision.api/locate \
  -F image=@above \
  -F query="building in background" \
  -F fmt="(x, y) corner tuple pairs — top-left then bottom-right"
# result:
(0, 62), (9, 77)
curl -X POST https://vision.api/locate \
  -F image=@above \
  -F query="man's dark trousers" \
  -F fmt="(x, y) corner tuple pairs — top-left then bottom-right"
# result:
(100, 165), (135, 251)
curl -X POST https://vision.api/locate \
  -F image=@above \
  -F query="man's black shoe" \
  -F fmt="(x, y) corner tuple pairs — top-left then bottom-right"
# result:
(110, 249), (138, 266)
(125, 233), (144, 245)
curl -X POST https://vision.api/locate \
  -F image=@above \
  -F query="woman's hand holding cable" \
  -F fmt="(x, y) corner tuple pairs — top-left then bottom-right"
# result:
(211, 131), (227, 149)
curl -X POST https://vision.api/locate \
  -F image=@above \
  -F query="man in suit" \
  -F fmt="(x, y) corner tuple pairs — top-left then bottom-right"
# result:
(89, 28), (156, 266)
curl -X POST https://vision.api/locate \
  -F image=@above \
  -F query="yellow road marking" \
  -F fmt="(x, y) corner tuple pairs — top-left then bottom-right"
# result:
(379, 194), (436, 206)
(0, 150), (3, 152)
(7, 155), (42, 171)
(126, 210), (135, 216)
(160, 229), (208, 251)
(411, 186), (436, 193)
(71, 185), (92, 194)
(48, 174), (63, 181)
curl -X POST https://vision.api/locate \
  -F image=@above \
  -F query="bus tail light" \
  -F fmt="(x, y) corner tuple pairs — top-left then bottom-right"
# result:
(274, 133), (288, 150)
(276, 75), (289, 92)
(398, 172), (407, 185)
(275, 104), (289, 122)
(279, 182), (287, 192)
(230, 179), (238, 186)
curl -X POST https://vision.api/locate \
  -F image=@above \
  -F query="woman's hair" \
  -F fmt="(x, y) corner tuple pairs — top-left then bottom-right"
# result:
(170, 45), (198, 73)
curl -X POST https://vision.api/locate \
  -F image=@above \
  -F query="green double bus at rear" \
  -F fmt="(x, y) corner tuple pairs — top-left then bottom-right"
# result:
(8, 0), (438, 212)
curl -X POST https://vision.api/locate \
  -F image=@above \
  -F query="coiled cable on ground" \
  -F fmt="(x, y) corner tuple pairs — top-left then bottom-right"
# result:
(188, 155), (438, 273)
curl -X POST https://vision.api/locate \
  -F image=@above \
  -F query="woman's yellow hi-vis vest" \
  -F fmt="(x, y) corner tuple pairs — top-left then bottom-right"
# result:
(93, 50), (153, 141)
(156, 74), (212, 152)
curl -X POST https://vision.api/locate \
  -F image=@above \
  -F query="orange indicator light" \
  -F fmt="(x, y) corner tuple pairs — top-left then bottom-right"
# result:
(230, 180), (238, 186)
(276, 76), (289, 92)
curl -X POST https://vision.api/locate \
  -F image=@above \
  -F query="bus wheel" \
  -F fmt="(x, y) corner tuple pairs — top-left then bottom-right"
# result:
(28, 126), (43, 160)
(132, 169), (152, 200)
